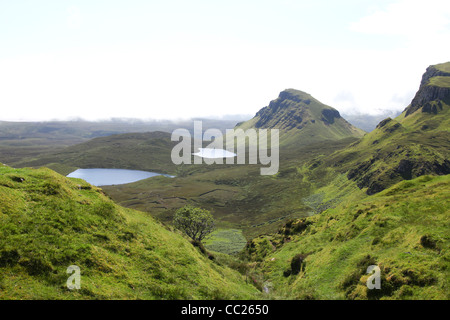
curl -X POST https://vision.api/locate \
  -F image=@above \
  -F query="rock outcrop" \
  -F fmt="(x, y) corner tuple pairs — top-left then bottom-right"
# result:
(405, 64), (450, 116)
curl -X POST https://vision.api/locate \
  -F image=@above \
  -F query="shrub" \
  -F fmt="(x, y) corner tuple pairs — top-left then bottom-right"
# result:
(173, 205), (215, 243)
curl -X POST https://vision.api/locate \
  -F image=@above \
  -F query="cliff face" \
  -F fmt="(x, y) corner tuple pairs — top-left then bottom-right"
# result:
(405, 64), (450, 116)
(254, 89), (313, 129)
(336, 62), (450, 195)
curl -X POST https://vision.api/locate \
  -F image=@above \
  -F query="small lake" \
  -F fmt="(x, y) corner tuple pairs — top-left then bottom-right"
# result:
(192, 148), (237, 159)
(67, 168), (173, 186)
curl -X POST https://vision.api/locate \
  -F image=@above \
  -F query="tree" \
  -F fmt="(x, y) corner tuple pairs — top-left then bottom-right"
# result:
(173, 205), (215, 243)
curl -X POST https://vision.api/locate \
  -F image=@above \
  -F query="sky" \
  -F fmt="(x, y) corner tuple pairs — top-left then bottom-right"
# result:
(1, 0), (449, 121)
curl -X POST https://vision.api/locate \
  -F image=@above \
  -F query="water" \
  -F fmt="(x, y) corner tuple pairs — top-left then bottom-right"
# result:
(192, 148), (237, 159)
(67, 168), (173, 186)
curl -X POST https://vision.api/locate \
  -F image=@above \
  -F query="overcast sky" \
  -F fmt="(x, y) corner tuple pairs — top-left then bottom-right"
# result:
(1, 0), (449, 121)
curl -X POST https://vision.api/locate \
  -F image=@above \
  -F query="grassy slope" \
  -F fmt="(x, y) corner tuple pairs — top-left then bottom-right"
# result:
(0, 166), (259, 299)
(428, 76), (450, 88)
(102, 138), (360, 239)
(435, 61), (450, 73)
(313, 101), (450, 195)
(246, 175), (449, 300)
(241, 64), (450, 299)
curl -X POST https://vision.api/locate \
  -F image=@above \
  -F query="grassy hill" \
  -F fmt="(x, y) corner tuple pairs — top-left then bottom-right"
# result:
(241, 62), (450, 300)
(244, 175), (449, 300)
(0, 118), (244, 170)
(11, 131), (179, 176)
(0, 62), (448, 300)
(312, 63), (450, 195)
(235, 89), (365, 146)
(0, 165), (259, 299)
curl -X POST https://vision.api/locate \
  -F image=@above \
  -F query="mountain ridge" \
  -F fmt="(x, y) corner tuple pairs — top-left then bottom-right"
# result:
(236, 88), (365, 147)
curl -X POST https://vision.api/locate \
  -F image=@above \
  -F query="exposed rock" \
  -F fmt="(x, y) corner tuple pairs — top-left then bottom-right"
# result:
(321, 109), (341, 125)
(405, 65), (450, 116)
(396, 159), (414, 180)
(376, 118), (392, 129)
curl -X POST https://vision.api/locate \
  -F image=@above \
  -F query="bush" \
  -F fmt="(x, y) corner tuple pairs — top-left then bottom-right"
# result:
(290, 254), (307, 275)
(173, 205), (215, 243)
(284, 253), (307, 277)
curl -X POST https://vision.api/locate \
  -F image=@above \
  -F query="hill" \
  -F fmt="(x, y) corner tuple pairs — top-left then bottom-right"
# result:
(244, 175), (450, 299)
(241, 62), (450, 299)
(0, 165), (259, 299)
(0, 118), (243, 169)
(235, 89), (365, 146)
(314, 62), (450, 195)
(341, 110), (402, 132)
(12, 131), (179, 176)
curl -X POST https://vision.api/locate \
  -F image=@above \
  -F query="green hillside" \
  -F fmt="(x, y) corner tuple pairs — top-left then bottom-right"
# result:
(0, 165), (259, 299)
(241, 62), (450, 300)
(0, 62), (448, 300)
(244, 175), (450, 300)
(316, 63), (450, 196)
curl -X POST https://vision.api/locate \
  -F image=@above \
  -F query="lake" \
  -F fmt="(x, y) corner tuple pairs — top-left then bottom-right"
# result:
(192, 148), (237, 158)
(67, 168), (173, 186)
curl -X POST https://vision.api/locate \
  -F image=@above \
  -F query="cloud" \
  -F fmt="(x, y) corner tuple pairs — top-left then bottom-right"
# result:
(349, 0), (450, 41)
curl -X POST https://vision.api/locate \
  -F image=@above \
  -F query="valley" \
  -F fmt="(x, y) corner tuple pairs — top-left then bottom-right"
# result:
(0, 62), (449, 300)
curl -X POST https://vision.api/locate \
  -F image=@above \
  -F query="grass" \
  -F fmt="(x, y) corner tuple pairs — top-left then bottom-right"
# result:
(1, 63), (449, 300)
(245, 175), (450, 300)
(0, 166), (260, 299)
(101, 138), (359, 240)
(204, 229), (248, 255)
(428, 76), (450, 88)
(434, 61), (450, 73)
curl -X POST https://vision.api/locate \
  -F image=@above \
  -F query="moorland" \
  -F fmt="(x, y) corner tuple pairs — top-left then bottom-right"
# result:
(0, 62), (449, 300)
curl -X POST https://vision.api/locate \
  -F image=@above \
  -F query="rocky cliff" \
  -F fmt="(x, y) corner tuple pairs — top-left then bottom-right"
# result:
(405, 63), (450, 116)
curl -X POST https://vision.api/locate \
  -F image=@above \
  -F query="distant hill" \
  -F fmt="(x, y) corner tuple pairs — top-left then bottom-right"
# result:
(235, 89), (365, 147)
(0, 118), (242, 168)
(14, 131), (179, 176)
(0, 118), (243, 145)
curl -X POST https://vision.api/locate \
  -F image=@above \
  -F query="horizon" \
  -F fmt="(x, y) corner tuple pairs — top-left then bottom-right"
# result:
(1, 1), (450, 121)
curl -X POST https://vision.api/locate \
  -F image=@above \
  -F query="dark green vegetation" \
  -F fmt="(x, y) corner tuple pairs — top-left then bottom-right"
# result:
(0, 62), (449, 300)
(0, 166), (259, 299)
(173, 205), (215, 243)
